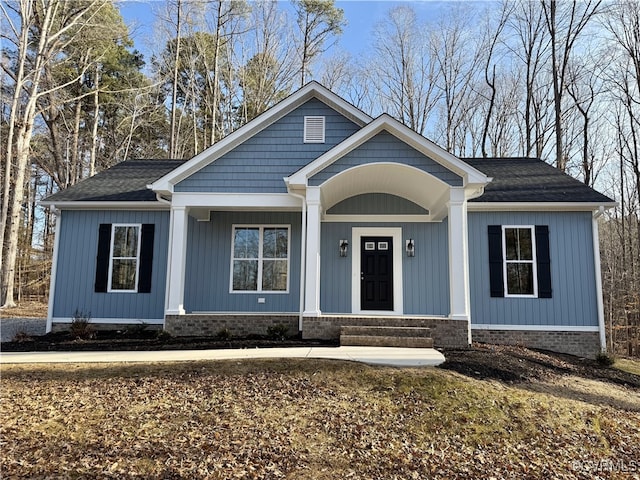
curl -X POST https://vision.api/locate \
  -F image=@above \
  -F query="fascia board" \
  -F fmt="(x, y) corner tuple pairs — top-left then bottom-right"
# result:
(467, 202), (618, 212)
(39, 201), (169, 210)
(151, 82), (372, 193)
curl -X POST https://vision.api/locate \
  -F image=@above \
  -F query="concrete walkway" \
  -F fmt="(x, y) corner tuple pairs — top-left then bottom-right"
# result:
(0, 346), (445, 367)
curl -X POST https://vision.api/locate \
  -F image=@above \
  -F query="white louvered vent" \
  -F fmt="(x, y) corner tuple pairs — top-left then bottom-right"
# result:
(304, 116), (325, 143)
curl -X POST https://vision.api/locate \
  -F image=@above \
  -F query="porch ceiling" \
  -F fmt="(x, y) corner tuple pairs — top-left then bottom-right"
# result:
(318, 163), (450, 213)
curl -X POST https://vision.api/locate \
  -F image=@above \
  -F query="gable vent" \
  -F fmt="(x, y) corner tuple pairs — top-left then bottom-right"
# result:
(304, 116), (325, 143)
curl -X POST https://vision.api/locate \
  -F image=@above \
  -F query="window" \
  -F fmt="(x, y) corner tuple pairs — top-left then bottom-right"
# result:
(503, 227), (536, 296)
(304, 116), (325, 143)
(231, 226), (289, 292)
(95, 223), (155, 294)
(109, 224), (141, 292)
(488, 225), (552, 299)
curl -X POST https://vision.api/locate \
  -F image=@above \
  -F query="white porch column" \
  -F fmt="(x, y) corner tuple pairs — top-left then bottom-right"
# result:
(166, 206), (189, 315)
(304, 187), (322, 317)
(448, 187), (470, 323)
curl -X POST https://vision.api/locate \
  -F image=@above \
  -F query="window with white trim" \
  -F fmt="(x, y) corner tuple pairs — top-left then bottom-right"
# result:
(108, 224), (141, 292)
(503, 226), (537, 297)
(231, 226), (290, 292)
(304, 116), (325, 143)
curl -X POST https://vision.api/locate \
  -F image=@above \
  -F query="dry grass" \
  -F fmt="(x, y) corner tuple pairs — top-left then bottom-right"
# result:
(0, 300), (48, 318)
(2, 359), (639, 479)
(615, 357), (640, 376)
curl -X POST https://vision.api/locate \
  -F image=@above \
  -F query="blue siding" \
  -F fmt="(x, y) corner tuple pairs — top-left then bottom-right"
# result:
(309, 131), (463, 186)
(320, 221), (449, 315)
(53, 209), (170, 320)
(468, 211), (598, 327)
(327, 193), (429, 215)
(175, 99), (360, 193)
(184, 211), (302, 312)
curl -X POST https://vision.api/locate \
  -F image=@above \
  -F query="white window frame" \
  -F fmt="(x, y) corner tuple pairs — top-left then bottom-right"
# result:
(229, 225), (291, 294)
(303, 116), (325, 143)
(107, 223), (141, 293)
(502, 225), (538, 298)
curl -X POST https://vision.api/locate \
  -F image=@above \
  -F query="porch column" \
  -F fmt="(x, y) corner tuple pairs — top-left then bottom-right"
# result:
(166, 206), (189, 315)
(448, 188), (470, 322)
(304, 187), (322, 317)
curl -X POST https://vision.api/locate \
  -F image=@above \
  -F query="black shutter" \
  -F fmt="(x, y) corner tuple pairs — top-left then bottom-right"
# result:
(535, 225), (552, 298)
(488, 225), (505, 297)
(95, 224), (111, 293)
(138, 224), (155, 293)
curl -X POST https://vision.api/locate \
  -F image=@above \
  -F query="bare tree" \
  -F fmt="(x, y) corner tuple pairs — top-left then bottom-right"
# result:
(293, 0), (345, 86)
(1, 0), (107, 307)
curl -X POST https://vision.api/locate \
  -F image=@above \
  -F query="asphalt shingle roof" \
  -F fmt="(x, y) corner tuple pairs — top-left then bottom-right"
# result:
(463, 157), (615, 204)
(44, 157), (614, 205)
(44, 159), (184, 202)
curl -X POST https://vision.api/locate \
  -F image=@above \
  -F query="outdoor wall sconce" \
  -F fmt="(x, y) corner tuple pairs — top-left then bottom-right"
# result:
(339, 239), (349, 257)
(406, 239), (415, 257)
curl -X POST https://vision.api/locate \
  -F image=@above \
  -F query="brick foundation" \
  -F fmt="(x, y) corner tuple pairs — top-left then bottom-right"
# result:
(302, 316), (469, 348)
(165, 314), (299, 337)
(471, 328), (602, 358)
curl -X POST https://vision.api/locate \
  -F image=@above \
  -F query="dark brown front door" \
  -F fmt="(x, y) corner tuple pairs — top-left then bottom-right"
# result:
(361, 236), (393, 311)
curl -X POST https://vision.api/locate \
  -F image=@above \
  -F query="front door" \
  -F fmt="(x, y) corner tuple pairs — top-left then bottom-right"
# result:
(361, 236), (394, 311)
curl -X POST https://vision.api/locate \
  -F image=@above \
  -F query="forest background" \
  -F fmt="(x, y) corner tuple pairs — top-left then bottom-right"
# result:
(1, 0), (638, 357)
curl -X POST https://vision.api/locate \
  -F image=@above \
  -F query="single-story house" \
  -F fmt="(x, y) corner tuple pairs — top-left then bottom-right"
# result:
(42, 82), (616, 357)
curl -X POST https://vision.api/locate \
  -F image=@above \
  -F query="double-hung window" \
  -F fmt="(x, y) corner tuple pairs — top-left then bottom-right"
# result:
(488, 224), (552, 299)
(503, 226), (536, 297)
(231, 226), (289, 292)
(108, 224), (141, 292)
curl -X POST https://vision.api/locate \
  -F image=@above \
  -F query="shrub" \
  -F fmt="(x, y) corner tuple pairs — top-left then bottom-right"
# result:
(216, 328), (232, 340)
(267, 323), (290, 340)
(596, 351), (615, 366)
(70, 310), (95, 340)
(125, 322), (149, 335)
(12, 331), (33, 343)
(156, 330), (172, 341)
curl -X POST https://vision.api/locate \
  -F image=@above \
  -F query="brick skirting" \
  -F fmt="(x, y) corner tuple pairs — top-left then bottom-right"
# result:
(471, 328), (602, 358)
(164, 314), (299, 337)
(302, 316), (470, 348)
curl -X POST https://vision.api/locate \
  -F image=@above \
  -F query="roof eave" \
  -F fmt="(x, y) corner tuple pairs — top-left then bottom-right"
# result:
(467, 201), (618, 212)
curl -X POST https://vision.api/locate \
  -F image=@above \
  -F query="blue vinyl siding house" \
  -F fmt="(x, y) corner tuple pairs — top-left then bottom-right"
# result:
(42, 83), (616, 357)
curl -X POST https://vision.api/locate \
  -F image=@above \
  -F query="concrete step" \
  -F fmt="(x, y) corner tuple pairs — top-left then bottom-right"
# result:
(340, 335), (434, 348)
(340, 325), (431, 338)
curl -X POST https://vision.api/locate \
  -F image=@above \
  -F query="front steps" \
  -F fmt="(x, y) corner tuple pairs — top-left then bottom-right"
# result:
(340, 325), (434, 348)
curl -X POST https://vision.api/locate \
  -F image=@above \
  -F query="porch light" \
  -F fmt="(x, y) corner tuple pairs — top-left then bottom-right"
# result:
(339, 239), (349, 257)
(406, 239), (415, 257)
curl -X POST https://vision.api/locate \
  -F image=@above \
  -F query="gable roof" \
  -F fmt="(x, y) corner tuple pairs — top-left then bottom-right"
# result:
(463, 157), (616, 204)
(41, 159), (184, 204)
(151, 81), (372, 195)
(286, 114), (491, 188)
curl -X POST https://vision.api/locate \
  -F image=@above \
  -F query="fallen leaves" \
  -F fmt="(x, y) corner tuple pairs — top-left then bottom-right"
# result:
(1, 358), (639, 479)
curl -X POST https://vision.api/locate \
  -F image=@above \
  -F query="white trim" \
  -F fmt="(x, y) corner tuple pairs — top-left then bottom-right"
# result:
(351, 227), (403, 316)
(46, 209), (62, 333)
(304, 116), (325, 143)
(286, 114), (491, 187)
(151, 82), (372, 194)
(165, 206), (188, 315)
(592, 213), (607, 352)
(468, 202), (617, 212)
(304, 187), (322, 316)
(448, 188), (471, 324)
(323, 214), (434, 223)
(107, 224), (142, 293)
(52, 317), (164, 325)
(38, 201), (169, 210)
(229, 225), (291, 294)
(472, 324), (600, 332)
(502, 225), (538, 298)
(190, 311), (299, 315)
(171, 192), (301, 210)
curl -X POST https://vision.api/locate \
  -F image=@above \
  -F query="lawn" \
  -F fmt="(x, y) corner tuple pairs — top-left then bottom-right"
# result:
(1, 355), (639, 479)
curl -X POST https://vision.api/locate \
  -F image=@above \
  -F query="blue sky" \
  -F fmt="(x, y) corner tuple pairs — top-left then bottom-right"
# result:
(117, 0), (453, 61)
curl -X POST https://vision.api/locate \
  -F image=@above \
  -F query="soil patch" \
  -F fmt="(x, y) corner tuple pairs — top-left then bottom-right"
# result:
(440, 343), (640, 389)
(1, 328), (338, 352)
